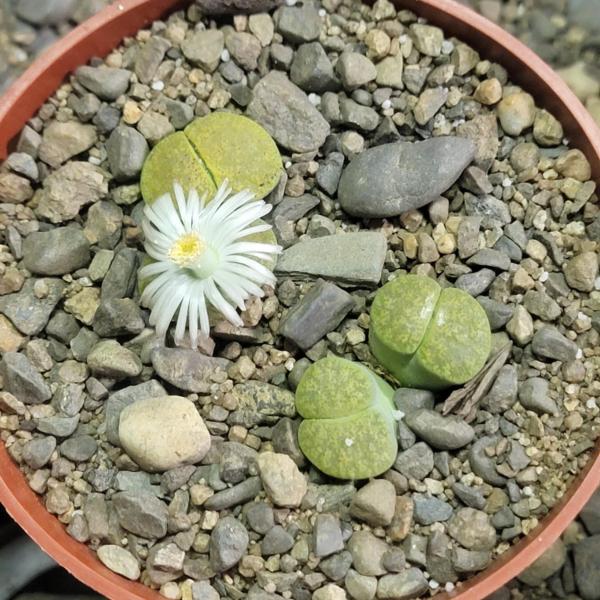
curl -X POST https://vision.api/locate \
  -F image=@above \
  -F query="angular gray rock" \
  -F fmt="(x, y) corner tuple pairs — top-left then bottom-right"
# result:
(394, 442), (434, 480)
(313, 513), (344, 558)
(246, 71), (330, 153)
(75, 66), (131, 101)
(196, 0), (282, 14)
(23, 226), (90, 276)
(481, 364), (518, 413)
(518, 377), (558, 415)
(338, 137), (475, 218)
(532, 326), (580, 362)
(279, 279), (354, 349)
(0, 352), (51, 404)
(290, 42), (338, 93)
(275, 3), (321, 44)
(210, 516), (249, 572)
(413, 494), (453, 525)
(92, 298), (145, 337)
(112, 491), (168, 539)
(275, 232), (387, 286)
(377, 569), (429, 600)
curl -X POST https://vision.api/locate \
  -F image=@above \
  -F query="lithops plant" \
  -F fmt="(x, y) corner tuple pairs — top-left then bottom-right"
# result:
(296, 356), (398, 480)
(140, 112), (282, 202)
(369, 274), (491, 389)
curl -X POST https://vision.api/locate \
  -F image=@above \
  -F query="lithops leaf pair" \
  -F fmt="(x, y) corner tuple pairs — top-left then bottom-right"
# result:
(140, 112), (282, 203)
(369, 274), (491, 389)
(296, 356), (398, 480)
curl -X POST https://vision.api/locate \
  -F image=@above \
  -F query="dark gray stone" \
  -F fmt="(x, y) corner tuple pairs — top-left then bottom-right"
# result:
(338, 137), (475, 218)
(469, 436), (506, 487)
(394, 442), (434, 480)
(203, 477), (262, 511)
(101, 248), (138, 300)
(60, 435), (98, 462)
(481, 365), (518, 414)
(93, 298), (145, 337)
(0, 352), (51, 404)
(313, 513), (344, 558)
(467, 248), (511, 271)
(22, 436), (56, 469)
(261, 525), (294, 556)
(413, 494), (453, 525)
(23, 227), (90, 276)
(275, 4), (321, 44)
(404, 409), (475, 450)
(244, 502), (275, 535)
(477, 297), (514, 330)
(573, 536), (600, 600)
(316, 152), (345, 196)
(532, 326), (579, 362)
(519, 377), (558, 415)
(106, 126), (149, 182)
(393, 389), (435, 416)
(455, 269), (496, 296)
(37, 414), (80, 437)
(452, 482), (486, 510)
(210, 516), (249, 572)
(290, 42), (338, 93)
(279, 279), (354, 349)
(464, 194), (511, 226)
(135, 37), (170, 84)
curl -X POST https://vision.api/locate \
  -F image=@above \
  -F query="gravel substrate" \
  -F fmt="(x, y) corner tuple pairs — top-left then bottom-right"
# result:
(0, 1), (599, 600)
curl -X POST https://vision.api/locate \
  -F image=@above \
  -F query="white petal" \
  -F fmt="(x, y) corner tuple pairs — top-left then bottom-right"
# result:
(204, 278), (243, 326)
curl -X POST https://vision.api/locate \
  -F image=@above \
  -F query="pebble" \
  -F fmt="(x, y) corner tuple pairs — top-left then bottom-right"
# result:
(338, 137), (475, 218)
(261, 525), (294, 556)
(394, 442), (434, 480)
(92, 298), (144, 337)
(347, 531), (388, 577)
(497, 92), (536, 136)
(119, 396), (211, 472)
(0, 173), (32, 203)
(482, 365), (518, 413)
(410, 24), (443, 56)
(564, 251), (598, 292)
(279, 280), (353, 349)
(22, 436), (56, 470)
(377, 568), (429, 599)
(247, 71), (330, 153)
(257, 451), (306, 507)
(60, 435), (98, 462)
(134, 37), (170, 84)
(313, 513), (344, 558)
(106, 126), (149, 182)
(275, 3), (321, 44)
(350, 479), (396, 527)
(518, 377), (558, 415)
(531, 326), (579, 362)
(404, 410), (475, 450)
(336, 52), (376, 90)
(210, 516), (249, 572)
(518, 539), (566, 586)
(413, 494), (453, 525)
(87, 340), (143, 380)
(290, 42), (338, 94)
(97, 545), (140, 581)
(555, 148), (592, 181)
(0, 351), (52, 404)
(75, 66), (131, 100)
(474, 78), (503, 105)
(448, 508), (497, 550)
(573, 535), (600, 599)
(37, 414), (80, 437)
(38, 121), (97, 168)
(182, 30), (224, 72)
(112, 490), (168, 539)
(376, 55), (404, 89)
(23, 226), (90, 276)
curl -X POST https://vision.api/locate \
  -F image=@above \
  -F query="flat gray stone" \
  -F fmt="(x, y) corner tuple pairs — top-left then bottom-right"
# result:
(247, 71), (330, 153)
(210, 516), (249, 572)
(338, 137), (475, 218)
(290, 42), (338, 93)
(313, 513), (344, 558)
(112, 490), (168, 539)
(204, 477), (262, 511)
(377, 568), (429, 599)
(405, 409), (475, 450)
(279, 279), (354, 349)
(532, 326), (580, 362)
(151, 347), (230, 393)
(275, 3), (321, 44)
(276, 232), (387, 286)
(106, 126), (149, 182)
(394, 442), (434, 480)
(519, 377), (558, 415)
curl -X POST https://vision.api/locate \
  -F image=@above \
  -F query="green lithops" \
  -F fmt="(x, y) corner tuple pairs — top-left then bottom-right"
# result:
(140, 112), (282, 203)
(369, 274), (491, 389)
(296, 356), (398, 480)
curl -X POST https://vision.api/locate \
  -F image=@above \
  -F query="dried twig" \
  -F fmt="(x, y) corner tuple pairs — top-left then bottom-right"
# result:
(441, 343), (513, 422)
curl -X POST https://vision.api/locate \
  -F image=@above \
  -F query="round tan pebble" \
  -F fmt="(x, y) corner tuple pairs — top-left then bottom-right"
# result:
(119, 395), (211, 472)
(474, 78), (502, 105)
(257, 451), (307, 507)
(497, 92), (536, 136)
(123, 100), (142, 124)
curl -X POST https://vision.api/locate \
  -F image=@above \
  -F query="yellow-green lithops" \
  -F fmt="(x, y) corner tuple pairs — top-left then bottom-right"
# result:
(296, 356), (398, 480)
(140, 112), (282, 203)
(369, 274), (491, 390)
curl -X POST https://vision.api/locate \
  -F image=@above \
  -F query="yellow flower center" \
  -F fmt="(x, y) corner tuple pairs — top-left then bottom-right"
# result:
(168, 233), (206, 267)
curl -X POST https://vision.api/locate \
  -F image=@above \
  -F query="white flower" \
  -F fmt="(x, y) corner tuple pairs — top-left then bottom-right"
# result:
(139, 181), (281, 349)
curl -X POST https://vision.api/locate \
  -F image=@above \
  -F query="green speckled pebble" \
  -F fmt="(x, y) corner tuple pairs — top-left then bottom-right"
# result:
(296, 356), (398, 480)
(370, 274), (491, 389)
(140, 112), (282, 203)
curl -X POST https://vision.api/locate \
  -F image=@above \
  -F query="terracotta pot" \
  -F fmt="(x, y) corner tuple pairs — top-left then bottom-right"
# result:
(0, 1), (599, 599)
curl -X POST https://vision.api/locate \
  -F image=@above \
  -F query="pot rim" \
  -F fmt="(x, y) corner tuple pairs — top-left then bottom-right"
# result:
(0, 1), (599, 599)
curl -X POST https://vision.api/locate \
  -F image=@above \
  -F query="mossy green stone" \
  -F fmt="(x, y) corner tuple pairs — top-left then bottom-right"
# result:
(296, 356), (398, 480)
(369, 274), (491, 389)
(140, 113), (282, 203)
(140, 131), (216, 203)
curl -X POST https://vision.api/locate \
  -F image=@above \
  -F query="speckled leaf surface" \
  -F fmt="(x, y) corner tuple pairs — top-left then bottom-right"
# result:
(296, 356), (398, 480)
(370, 274), (491, 389)
(140, 113), (281, 204)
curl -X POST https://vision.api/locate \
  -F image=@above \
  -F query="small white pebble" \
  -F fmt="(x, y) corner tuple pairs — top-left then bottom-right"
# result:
(318, 8), (326, 17)
(539, 271), (549, 283)
(151, 80), (165, 91)
(576, 348), (583, 359)
(308, 93), (321, 106)
(523, 486), (533, 497)
(502, 177), (512, 187)
(393, 410), (405, 421)
(399, 34), (408, 43)
(221, 49), (231, 62)
(441, 40), (454, 54)
(285, 0), (297, 5)
(429, 580), (440, 590)
(88, 156), (102, 166)
(284, 160), (292, 169)
(445, 583), (455, 593)
(595, 276), (600, 290)
(345, 438), (354, 447)
(562, 137), (570, 145)
(382, 99), (392, 110)
(586, 398), (597, 409)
